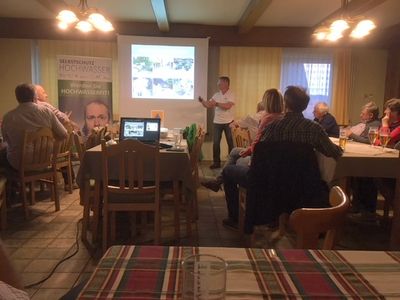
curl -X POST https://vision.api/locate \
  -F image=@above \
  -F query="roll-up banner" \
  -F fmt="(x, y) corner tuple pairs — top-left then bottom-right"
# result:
(57, 55), (112, 137)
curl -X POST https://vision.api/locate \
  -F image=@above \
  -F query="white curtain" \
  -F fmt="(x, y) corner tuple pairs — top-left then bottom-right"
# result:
(280, 48), (334, 120)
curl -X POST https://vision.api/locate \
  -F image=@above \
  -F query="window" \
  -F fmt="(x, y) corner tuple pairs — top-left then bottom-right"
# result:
(280, 49), (334, 120)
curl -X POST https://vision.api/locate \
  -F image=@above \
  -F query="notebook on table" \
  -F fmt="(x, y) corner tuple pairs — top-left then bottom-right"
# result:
(119, 117), (161, 143)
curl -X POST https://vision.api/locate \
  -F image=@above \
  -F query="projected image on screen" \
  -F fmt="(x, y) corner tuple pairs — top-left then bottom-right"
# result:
(124, 121), (144, 137)
(131, 45), (195, 99)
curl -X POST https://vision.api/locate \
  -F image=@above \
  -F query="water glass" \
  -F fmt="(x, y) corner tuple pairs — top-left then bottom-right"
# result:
(173, 128), (182, 148)
(182, 254), (227, 300)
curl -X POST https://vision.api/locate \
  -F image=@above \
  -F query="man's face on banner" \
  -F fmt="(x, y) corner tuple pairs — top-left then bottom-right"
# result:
(85, 102), (110, 132)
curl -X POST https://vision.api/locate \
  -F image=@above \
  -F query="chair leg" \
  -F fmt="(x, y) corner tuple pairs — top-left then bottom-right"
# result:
(110, 211), (116, 245)
(21, 182), (29, 219)
(192, 190), (199, 221)
(53, 173), (60, 211)
(173, 181), (180, 241)
(29, 181), (35, 205)
(0, 184), (7, 230)
(184, 189), (192, 238)
(67, 162), (73, 194)
(154, 209), (161, 245)
(102, 208), (108, 254)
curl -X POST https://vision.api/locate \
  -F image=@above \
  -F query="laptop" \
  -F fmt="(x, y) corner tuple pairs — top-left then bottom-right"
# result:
(119, 117), (161, 143)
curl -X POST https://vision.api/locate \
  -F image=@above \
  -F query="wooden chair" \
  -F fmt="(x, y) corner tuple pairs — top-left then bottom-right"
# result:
(10, 128), (60, 218)
(0, 177), (7, 231)
(101, 139), (161, 253)
(288, 186), (350, 249)
(55, 131), (74, 193)
(232, 127), (251, 148)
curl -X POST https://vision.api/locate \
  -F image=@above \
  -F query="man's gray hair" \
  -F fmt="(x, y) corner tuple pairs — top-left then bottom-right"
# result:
(315, 102), (329, 114)
(362, 101), (379, 120)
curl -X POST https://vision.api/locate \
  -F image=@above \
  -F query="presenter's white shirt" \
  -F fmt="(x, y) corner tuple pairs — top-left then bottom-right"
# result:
(212, 89), (235, 124)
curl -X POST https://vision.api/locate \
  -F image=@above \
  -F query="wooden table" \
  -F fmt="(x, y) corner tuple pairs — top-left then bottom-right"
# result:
(318, 138), (400, 249)
(78, 245), (400, 299)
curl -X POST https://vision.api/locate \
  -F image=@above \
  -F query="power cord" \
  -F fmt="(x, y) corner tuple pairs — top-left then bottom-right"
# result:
(24, 218), (82, 289)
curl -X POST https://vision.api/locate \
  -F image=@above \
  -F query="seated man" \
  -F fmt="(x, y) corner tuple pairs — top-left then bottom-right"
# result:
(222, 86), (342, 230)
(313, 102), (339, 137)
(344, 101), (380, 143)
(1, 83), (67, 171)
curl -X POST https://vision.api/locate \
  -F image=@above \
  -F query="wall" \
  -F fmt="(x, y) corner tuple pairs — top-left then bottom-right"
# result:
(348, 49), (388, 124)
(0, 39), (32, 117)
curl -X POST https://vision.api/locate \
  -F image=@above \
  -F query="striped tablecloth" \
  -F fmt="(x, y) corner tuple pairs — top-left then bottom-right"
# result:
(78, 245), (400, 299)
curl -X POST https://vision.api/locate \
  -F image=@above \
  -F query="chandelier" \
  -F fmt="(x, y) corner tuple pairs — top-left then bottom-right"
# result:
(313, 0), (376, 42)
(56, 0), (114, 33)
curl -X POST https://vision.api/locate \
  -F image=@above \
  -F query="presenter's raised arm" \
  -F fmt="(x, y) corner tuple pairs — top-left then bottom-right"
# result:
(198, 96), (216, 108)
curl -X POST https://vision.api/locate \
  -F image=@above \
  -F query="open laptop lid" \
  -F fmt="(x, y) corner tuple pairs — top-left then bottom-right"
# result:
(119, 117), (161, 142)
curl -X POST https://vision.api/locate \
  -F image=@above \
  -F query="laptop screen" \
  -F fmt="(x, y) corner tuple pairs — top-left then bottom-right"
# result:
(119, 117), (161, 142)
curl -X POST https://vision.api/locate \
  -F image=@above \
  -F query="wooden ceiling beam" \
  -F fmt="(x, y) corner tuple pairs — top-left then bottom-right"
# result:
(237, 0), (272, 34)
(35, 0), (68, 14)
(313, 0), (387, 30)
(150, 0), (169, 32)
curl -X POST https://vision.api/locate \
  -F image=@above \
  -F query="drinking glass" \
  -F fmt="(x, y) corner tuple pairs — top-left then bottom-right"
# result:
(173, 128), (182, 149)
(339, 127), (347, 151)
(379, 127), (391, 150)
(182, 254), (227, 300)
(368, 127), (378, 146)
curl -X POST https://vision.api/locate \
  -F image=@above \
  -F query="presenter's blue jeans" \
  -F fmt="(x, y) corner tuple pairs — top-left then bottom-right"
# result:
(222, 164), (249, 222)
(213, 123), (234, 164)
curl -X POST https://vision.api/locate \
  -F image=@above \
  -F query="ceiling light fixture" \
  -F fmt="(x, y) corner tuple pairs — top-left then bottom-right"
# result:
(313, 0), (376, 42)
(56, 0), (114, 33)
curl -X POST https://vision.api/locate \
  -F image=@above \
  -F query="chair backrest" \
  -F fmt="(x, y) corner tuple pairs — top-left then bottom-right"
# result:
(20, 127), (57, 172)
(101, 139), (160, 203)
(245, 141), (328, 235)
(233, 127), (251, 148)
(56, 131), (73, 161)
(73, 131), (85, 162)
(289, 186), (350, 249)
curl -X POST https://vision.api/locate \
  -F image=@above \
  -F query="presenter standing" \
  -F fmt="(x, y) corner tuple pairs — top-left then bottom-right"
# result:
(199, 76), (235, 169)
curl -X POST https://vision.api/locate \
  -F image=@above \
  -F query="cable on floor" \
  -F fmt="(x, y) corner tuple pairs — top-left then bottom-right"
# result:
(24, 218), (82, 289)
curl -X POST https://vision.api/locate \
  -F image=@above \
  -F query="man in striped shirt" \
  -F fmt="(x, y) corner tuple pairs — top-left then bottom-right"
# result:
(221, 86), (342, 231)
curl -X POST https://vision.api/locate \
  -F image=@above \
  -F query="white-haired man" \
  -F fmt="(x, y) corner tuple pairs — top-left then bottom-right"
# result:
(313, 102), (339, 137)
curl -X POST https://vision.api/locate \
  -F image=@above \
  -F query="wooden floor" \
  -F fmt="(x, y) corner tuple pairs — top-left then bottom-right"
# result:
(0, 161), (392, 299)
